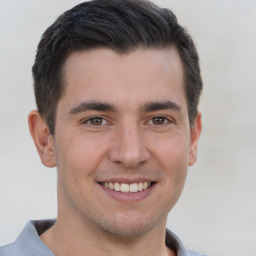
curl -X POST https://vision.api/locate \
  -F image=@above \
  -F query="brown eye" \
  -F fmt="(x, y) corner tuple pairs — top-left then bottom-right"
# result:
(89, 117), (103, 125)
(152, 117), (166, 125)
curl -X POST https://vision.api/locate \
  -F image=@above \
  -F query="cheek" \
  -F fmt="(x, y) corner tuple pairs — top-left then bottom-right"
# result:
(54, 134), (106, 205)
(54, 131), (108, 181)
(152, 131), (191, 170)
(151, 132), (190, 196)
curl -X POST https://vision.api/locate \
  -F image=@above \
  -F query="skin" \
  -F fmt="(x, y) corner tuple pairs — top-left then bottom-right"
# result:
(28, 48), (201, 256)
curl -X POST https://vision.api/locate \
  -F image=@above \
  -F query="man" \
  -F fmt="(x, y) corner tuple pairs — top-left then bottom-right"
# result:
(0, 0), (204, 255)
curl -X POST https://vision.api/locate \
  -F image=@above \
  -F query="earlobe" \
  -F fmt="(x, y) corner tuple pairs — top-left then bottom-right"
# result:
(188, 112), (202, 166)
(28, 110), (56, 168)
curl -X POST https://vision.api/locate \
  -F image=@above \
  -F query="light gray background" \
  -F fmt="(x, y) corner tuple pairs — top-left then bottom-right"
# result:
(0, 1), (256, 255)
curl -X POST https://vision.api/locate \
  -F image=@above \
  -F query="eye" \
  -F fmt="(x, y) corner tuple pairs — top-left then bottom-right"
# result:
(90, 117), (104, 125)
(149, 116), (171, 125)
(83, 116), (108, 126)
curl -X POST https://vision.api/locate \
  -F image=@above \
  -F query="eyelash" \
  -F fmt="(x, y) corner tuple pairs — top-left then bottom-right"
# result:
(81, 116), (109, 126)
(81, 115), (173, 127)
(147, 116), (173, 126)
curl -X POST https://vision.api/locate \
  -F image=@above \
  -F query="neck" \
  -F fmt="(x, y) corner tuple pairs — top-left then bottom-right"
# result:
(40, 214), (175, 256)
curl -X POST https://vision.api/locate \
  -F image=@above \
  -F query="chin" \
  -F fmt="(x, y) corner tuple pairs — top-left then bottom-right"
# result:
(98, 211), (163, 238)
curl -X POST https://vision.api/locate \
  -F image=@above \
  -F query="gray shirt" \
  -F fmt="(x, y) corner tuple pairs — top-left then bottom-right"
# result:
(0, 220), (206, 256)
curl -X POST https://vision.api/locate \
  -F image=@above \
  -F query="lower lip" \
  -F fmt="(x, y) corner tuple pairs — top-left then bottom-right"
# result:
(99, 183), (155, 203)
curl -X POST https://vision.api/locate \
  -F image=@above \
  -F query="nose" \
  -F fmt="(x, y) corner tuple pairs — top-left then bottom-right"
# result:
(109, 123), (150, 169)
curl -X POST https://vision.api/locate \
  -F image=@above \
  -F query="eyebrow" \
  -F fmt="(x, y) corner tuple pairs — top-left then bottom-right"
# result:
(68, 100), (181, 116)
(69, 101), (117, 115)
(141, 100), (182, 112)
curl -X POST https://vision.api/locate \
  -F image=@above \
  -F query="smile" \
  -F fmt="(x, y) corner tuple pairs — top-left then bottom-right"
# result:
(102, 182), (151, 193)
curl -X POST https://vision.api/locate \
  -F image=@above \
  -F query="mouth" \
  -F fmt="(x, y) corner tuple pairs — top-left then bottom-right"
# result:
(100, 181), (153, 193)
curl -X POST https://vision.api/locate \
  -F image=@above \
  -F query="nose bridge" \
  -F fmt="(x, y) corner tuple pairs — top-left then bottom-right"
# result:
(109, 120), (150, 168)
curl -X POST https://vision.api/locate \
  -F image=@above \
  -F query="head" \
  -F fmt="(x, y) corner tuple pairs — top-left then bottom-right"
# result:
(32, 0), (202, 135)
(29, 0), (203, 244)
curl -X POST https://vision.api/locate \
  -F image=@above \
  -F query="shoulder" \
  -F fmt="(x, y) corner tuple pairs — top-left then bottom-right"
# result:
(0, 220), (55, 256)
(0, 243), (21, 256)
(0, 243), (15, 256)
(188, 250), (207, 256)
(166, 229), (207, 256)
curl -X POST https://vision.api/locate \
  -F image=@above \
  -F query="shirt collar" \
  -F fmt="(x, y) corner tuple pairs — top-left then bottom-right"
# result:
(15, 220), (202, 256)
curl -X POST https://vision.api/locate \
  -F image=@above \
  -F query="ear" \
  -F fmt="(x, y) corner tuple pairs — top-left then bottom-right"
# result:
(28, 110), (56, 167)
(188, 111), (202, 166)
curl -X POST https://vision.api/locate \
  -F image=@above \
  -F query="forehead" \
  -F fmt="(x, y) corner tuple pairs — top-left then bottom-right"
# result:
(60, 47), (186, 112)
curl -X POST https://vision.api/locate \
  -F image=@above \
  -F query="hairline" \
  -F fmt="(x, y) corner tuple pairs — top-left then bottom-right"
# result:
(49, 45), (192, 135)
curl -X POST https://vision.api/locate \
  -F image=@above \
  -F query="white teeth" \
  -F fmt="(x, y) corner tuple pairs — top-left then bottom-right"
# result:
(109, 182), (114, 190)
(114, 182), (120, 191)
(103, 181), (151, 193)
(120, 183), (130, 192)
(138, 182), (144, 191)
(130, 183), (138, 193)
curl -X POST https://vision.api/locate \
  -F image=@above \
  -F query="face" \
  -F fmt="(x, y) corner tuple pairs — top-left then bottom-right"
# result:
(49, 48), (201, 237)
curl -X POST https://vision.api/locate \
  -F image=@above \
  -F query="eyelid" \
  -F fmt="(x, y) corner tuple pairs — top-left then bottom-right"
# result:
(146, 115), (174, 125)
(81, 115), (111, 126)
